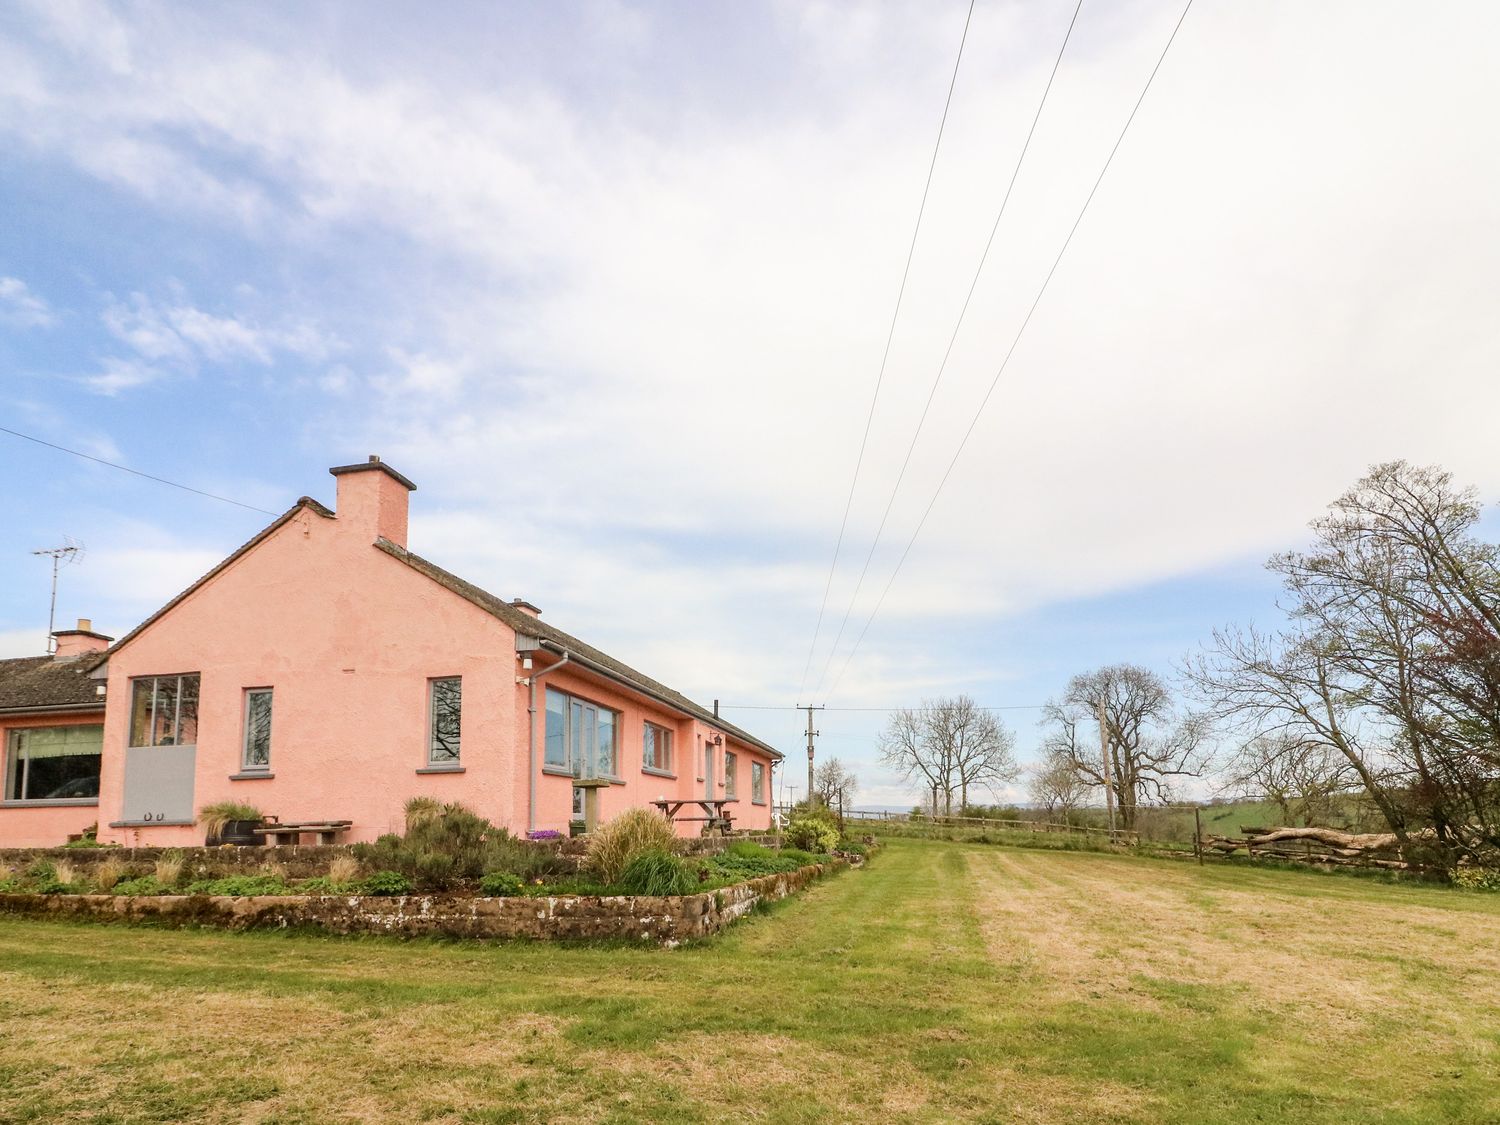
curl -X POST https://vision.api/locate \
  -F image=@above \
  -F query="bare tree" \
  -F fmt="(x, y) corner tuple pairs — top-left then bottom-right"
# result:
(1028, 750), (1088, 820)
(879, 696), (1019, 815)
(813, 758), (859, 818)
(1041, 664), (1210, 830)
(1188, 461), (1500, 863)
(1223, 734), (1358, 828)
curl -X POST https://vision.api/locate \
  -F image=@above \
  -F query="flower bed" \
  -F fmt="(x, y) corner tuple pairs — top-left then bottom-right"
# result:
(0, 858), (848, 945)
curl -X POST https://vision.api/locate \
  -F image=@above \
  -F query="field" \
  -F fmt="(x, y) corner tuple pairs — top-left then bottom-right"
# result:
(2, 839), (1498, 1123)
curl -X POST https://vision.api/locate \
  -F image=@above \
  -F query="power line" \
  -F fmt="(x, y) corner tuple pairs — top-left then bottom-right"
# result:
(824, 0), (1197, 702)
(796, 0), (978, 702)
(0, 425), (279, 515)
(720, 703), (1046, 713)
(810, 0), (1085, 697)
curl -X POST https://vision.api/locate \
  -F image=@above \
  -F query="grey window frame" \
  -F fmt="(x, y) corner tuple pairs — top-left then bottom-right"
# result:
(723, 749), (738, 799)
(643, 721), (674, 774)
(128, 673), (201, 748)
(3, 725), (104, 805)
(543, 686), (619, 779)
(428, 676), (463, 765)
(751, 760), (766, 804)
(241, 688), (273, 771)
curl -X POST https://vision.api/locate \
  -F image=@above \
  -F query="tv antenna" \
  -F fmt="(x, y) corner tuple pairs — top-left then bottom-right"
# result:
(32, 537), (84, 654)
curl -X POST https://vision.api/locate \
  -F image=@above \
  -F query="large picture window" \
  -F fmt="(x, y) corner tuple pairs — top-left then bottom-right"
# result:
(129, 674), (200, 747)
(242, 689), (273, 770)
(544, 687), (619, 779)
(752, 760), (766, 804)
(643, 722), (673, 773)
(428, 677), (462, 764)
(4, 725), (104, 802)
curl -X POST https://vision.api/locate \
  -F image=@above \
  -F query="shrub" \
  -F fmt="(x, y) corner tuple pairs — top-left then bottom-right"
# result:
(586, 808), (678, 885)
(777, 848), (819, 867)
(197, 802), (263, 839)
(93, 857), (128, 892)
(53, 859), (79, 887)
(784, 817), (840, 853)
(479, 871), (524, 897)
(1452, 866), (1500, 892)
(184, 874), (290, 896)
(328, 854), (362, 888)
(837, 839), (869, 857)
(361, 870), (413, 896)
(403, 796), (445, 831)
(617, 849), (697, 896)
(354, 802), (507, 889)
(154, 851), (185, 888)
(113, 876), (165, 895)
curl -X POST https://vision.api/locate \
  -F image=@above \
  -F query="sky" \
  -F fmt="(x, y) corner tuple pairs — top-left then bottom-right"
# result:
(3, 0), (1499, 809)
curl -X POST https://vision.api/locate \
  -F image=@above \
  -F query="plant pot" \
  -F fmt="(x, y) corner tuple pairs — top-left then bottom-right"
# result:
(208, 819), (262, 847)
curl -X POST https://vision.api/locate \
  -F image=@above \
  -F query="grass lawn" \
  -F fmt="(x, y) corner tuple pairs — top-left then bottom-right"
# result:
(3, 839), (1499, 1123)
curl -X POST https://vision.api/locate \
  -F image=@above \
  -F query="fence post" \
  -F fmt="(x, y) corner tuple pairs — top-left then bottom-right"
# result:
(1193, 806), (1204, 867)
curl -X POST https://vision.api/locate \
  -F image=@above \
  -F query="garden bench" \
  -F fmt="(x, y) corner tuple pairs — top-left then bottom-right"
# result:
(253, 819), (353, 846)
(651, 799), (735, 835)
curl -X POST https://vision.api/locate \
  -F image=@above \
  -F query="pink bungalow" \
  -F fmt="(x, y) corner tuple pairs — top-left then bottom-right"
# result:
(0, 458), (781, 848)
(0, 622), (113, 846)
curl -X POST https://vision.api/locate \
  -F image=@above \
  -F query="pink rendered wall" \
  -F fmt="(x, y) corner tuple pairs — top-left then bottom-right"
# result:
(0, 709), (107, 847)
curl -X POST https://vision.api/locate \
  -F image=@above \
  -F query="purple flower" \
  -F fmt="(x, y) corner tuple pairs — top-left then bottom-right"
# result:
(528, 829), (563, 841)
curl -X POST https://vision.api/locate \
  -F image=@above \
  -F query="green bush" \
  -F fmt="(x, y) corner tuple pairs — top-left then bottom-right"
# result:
(113, 876), (165, 896)
(479, 871), (524, 897)
(361, 870), (414, 896)
(617, 849), (697, 896)
(184, 874), (290, 896)
(1452, 866), (1500, 892)
(777, 848), (820, 867)
(837, 839), (869, 857)
(784, 817), (840, 853)
(586, 807), (678, 884)
(353, 802), (529, 890)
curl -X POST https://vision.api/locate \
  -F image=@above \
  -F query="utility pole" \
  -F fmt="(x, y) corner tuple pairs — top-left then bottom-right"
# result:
(32, 540), (82, 654)
(1096, 695), (1118, 844)
(798, 704), (823, 808)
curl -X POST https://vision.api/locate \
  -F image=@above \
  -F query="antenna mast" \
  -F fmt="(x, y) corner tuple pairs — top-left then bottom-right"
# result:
(32, 538), (83, 654)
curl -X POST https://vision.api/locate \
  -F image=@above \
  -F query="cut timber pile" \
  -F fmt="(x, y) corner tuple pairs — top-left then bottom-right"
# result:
(1203, 825), (1420, 871)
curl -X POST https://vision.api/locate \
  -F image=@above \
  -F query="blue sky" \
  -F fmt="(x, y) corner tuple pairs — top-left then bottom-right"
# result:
(4, 0), (1500, 807)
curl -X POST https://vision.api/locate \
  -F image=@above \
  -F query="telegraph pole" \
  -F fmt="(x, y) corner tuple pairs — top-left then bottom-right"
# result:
(798, 705), (823, 807)
(1097, 695), (1118, 844)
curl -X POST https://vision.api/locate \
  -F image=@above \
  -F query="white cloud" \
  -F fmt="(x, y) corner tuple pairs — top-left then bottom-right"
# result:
(0, 275), (57, 328)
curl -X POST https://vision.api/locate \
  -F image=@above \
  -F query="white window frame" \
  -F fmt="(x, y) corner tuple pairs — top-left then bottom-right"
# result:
(241, 688), (273, 772)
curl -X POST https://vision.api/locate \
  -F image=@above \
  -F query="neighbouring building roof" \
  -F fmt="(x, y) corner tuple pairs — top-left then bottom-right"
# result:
(375, 538), (783, 760)
(0, 655), (106, 715)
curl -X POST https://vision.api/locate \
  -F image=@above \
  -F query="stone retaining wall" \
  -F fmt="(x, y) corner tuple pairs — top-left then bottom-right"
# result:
(0, 858), (843, 945)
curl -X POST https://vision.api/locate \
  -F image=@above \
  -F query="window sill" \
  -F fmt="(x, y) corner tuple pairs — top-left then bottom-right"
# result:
(2, 798), (99, 808)
(542, 765), (576, 778)
(416, 765), (465, 775)
(229, 771), (275, 781)
(108, 819), (195, 828)
(752, 799), (767, 806)
(642, 767), (676, 779)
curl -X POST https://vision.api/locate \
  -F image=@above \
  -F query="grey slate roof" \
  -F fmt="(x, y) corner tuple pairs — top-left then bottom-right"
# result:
(0, 655), (106, 715)
(374, 538), (783, 760)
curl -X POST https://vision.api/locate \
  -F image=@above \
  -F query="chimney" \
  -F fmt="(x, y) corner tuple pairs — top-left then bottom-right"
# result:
(509, 599), (542, 618)
(329, 455), (417, 548)
(53, 618), (112, 661)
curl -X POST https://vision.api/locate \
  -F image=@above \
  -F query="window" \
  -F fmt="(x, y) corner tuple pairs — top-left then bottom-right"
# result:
(242, 689), (273, 770)
(544, 687), (619, 778)
(4, 725), (103, 802)
(129, 674), (200, 747)
(723, 750), (738, 798)
(752, 761), (766, 804)
(643, 722), (673, 773)
(428, 677), (462, 764)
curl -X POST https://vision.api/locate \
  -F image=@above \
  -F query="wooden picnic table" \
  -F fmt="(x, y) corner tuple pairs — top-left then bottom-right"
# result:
(253, 819), (353, 846)
(652, 798), (734, 835)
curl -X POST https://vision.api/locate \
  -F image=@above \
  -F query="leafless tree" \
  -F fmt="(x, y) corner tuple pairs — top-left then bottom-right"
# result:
(1040, 664), (1210, 830)
(1189, 462), (1500, 863)
(1028, 750), (1088, 820)
(1223, 734), (1358, 828)
(813, 758), (859, 818)
(879, 696), (1019, 816)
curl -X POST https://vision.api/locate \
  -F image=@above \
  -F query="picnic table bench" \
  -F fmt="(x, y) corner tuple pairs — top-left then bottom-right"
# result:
(253, 819), (353, 846)
(651, 799), (735, 835)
